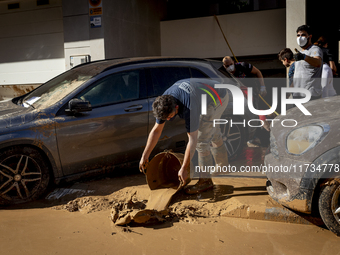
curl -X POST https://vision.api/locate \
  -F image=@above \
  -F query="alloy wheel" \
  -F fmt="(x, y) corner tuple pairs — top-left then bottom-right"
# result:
(331, 185), (340, 223)
(0, 154), (42, 201)
(221, 118), (244, 160)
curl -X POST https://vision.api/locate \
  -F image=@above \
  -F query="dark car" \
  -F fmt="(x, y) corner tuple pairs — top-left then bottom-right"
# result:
(0, 57), (256, 205)
(265, 96), (340, 235)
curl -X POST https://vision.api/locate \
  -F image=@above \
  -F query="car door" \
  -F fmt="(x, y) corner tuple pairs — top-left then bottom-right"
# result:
(55, 69), (148, 176)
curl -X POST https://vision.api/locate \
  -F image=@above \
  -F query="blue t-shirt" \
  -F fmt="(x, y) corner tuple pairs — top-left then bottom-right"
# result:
(288, 62), (295, 87)
(156, 78), (226, 132)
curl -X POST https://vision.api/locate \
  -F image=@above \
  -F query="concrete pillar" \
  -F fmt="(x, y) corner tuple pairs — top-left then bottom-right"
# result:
(286, 0), (306, 52)
(103, 0), (166, 59)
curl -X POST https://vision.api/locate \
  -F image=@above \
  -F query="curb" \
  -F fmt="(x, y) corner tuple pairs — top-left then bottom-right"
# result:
(221, 201), (324, 226)
(203, 176), (325, 226)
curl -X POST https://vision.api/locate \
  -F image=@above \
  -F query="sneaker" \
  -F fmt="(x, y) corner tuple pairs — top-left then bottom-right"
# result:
(184, 178), (214, 195)
(247, 138), (261, 147)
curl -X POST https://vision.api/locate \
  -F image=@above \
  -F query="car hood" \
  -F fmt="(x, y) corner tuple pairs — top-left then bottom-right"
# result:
(272, 96), (340, 161)
(0, 99), (38, 129)
(282, 96), (340, 124)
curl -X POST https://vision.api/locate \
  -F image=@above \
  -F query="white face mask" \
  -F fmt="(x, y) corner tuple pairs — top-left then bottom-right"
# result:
(297, 36), (308, 47)
(227, 64), (235, 72)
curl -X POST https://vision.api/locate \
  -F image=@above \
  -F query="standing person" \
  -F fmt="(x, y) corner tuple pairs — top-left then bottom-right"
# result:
(314, 36), (337, 97)
(314, 35), (337, 75)
(222, 56), (267, 101)
(222, 56), (269, 147)
(278, 48), (295, 88)
(293, 25), (323, 100)
(139, 78), (229, 195)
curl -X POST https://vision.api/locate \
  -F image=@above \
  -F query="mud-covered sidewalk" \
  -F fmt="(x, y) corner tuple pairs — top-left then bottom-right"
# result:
(46, 147), (322, 226)
(49, 173), (322, 226)
(1, 146), (338, 255)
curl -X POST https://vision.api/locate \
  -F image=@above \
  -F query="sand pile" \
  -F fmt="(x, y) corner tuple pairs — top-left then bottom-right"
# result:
(53, 186), (150, 214)
(55, 183), (248, 225)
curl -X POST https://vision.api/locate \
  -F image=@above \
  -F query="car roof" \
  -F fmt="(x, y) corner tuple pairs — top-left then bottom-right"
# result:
(72, 56), (212, 73)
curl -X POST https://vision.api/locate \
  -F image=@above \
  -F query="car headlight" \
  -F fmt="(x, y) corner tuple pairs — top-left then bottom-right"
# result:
(286, 125), (324, 155)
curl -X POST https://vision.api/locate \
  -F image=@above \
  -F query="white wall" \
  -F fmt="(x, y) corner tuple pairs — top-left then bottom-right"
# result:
(62, 0), (105, 70)
(0, 0), (65, 85)
(286, 0), (306, 53)
(161, 9), (286, 58)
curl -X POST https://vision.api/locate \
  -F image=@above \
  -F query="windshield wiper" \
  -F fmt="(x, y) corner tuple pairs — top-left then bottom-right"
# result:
(22, 100), (35, 109)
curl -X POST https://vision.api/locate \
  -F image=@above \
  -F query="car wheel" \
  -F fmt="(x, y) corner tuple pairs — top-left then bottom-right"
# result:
(0, 146), (50, 205)
(318, 178), (340, 236)
(221, 116), (245, 161)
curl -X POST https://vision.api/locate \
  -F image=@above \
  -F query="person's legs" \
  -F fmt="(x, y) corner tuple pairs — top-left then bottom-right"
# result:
(185, 110), (215, 195)
(322, 63), (336, 98)
(247, 127), (262, 147)
(209, 129), (230, 200)
(185, 91), (229, 194)
(247, 84), (269, 147)
(184, 153), (214, 194)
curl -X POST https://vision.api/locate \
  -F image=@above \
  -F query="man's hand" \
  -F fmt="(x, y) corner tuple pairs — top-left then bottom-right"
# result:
(260, 86), (267, 97)
(178, 166), (189, 186)
(139, 156), (149, 174)
(294, 50), (306, 61)
(139, 122), (165, 174)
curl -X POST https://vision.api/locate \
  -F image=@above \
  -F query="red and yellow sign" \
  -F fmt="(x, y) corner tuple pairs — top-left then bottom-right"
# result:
(89, 0), (102, 16)
(89, 0), (101, 7)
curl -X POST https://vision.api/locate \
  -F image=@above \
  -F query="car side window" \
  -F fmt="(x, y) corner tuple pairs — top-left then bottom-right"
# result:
(149, 67), (191, 97)
(190, 68), (209, 78)
(77, 70), (141, 107)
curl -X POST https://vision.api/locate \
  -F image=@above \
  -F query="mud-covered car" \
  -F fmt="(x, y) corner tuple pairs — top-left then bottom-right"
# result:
(265, 95), (340, 235)
(0, 57), (256, 205)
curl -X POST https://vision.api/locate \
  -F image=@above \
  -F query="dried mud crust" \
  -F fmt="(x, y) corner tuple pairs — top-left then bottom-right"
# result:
(318, 178), (340, 236)
(52, 187), (150, 214)
(52, 183), (258, 225)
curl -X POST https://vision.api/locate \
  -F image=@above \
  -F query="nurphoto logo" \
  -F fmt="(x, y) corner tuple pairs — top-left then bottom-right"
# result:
(200, 84), (312, 128)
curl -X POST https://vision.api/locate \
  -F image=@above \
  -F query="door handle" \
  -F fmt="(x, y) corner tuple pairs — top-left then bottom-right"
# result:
(124, 104), (143, 112)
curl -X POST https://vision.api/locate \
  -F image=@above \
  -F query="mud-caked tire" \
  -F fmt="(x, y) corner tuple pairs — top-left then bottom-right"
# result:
(318, 179), (340, 236)
(0, 146), (51, 205)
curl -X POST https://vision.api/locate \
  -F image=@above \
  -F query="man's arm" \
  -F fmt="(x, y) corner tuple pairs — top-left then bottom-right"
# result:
(251, 66), (266, 96)
(304, 55), (322, 68)
(329, 60), (337, 75)
(178, 130), (198, 185)
(251, 66), (265, 86)
(139, 122), (165, 172)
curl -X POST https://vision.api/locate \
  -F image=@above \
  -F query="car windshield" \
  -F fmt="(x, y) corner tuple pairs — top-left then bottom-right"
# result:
(20, 64), (103, 109)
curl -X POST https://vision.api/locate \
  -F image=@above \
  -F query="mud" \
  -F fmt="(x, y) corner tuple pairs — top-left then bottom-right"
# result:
(48, 148), (304, 225)
(53, 177), (267, 224)
(2, 147), (340, 254)
(321, 178), (340, 186)
(1, 200), (340, 255)
(107, 151), (185, 226)
(53, 185), (151, 214)
(1, 172), (340, 254)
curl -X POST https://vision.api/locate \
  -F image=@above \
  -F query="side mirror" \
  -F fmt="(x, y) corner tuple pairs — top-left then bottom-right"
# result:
(65, 98), (92, 114)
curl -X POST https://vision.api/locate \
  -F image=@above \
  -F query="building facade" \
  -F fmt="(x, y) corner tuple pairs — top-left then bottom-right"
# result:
(0, 0), (338, 98)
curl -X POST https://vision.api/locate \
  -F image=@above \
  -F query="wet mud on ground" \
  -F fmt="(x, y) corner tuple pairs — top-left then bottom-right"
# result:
(1, 206), (340, 255)
(1, 147), (340, 254)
